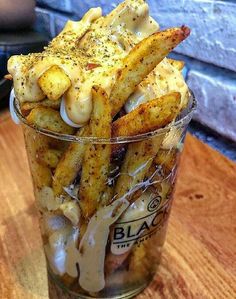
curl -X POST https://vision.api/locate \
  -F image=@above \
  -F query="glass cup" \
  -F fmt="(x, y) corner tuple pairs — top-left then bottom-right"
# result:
(14, 92), (196, 299)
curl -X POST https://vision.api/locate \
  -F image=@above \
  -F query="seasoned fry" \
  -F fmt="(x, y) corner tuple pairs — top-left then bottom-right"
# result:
(53, 126), (89, 196)
(110, 26), (190, 116)
(154, 149), (179, 175)
(145, 162), (162, 193)
(79, 86), (112, 219)
(38, 65), (71, 101)
(111, 93), (181, 160)
(21, 98), (61, 116)
(168, 58), (185, 71)
(113, 137), (162, 202)
(37, 148), (63, 169)
(23, 127), (52, 189)
(146, 164), (171, 195)
(26, 107), (75, 135)
(106, 138), (163, 275)
(112, 92), (181, 137)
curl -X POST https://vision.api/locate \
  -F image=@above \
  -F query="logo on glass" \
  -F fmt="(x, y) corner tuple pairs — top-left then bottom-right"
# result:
(110, 194), (171, 255)
(147, 195), (162, 212)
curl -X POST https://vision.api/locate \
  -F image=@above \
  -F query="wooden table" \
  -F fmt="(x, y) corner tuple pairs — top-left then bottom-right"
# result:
(0, 111), (236, 299)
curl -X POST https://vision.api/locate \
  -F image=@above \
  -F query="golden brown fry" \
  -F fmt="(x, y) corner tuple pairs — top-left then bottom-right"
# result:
(145, 161), (163, 193)
(21, 98), (61, 116)
(37, 148), (63, 169)
(53, 126), (89, 196)
(154, 148), (179, 176)
(110, 26), (190, 116)
(113, 88), (181, 206)
(26, 107), (75, 135)
(111, 93), (181, 160)
(168, 58), (185, 71)
(112, 92), (181, 137)
(23, 127), (52, 189)
(113, 137), (163, 202)
(48, 138), (69, 152)
(144, 142), (180, 195)
(79, 86), (112, 219)
(100, 185), (114, 206)
(38, 65), (71, 101)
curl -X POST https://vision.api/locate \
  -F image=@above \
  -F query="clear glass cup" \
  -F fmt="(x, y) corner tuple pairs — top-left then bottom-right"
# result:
(14, 92), (196, 299)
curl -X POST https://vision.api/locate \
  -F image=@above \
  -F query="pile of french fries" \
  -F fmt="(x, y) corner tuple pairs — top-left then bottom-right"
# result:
(8, 0), (191, 295)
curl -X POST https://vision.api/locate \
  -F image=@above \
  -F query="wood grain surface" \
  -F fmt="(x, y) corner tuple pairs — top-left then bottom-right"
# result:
(0, 110), (236, 299)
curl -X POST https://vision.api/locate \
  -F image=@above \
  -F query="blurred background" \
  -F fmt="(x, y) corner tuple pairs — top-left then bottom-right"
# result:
(0, 0), (235, 160)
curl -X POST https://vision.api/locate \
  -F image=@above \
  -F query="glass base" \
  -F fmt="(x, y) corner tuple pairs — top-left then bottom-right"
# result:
(48, 270), (149, 299)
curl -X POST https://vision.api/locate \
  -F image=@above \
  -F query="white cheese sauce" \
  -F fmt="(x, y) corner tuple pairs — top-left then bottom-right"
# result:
(45, 197), (129, 292)
(8, 0), (160, 126)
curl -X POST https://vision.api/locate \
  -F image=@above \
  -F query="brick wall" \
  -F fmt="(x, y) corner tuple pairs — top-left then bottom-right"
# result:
(35, 0), (236, 143)
(154, 0), (236, 143)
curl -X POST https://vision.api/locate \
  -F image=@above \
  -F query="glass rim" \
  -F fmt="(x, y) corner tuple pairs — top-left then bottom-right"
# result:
(14, 90), (197, 144)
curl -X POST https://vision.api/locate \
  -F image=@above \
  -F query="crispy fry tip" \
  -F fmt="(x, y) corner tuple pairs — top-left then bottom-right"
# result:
(181, 25), (191, 38)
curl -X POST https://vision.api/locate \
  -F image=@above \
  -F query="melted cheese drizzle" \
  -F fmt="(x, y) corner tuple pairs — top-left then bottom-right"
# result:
(44, 183), (171, 292)
(44, 197), (129, 292)
(8, 0), (160, 125)
(8, 0), (188, 126)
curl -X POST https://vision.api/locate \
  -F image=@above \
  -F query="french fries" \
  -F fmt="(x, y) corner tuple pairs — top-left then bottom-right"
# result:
(110, 26), (190, 116)
(53, 126), (89, 196)
(26, 107), (75, 135)
(21, 98), (61, 116)
(38, 65), (71, 101)
(37, 148), (63, 169)
(8, 0), (192, 294)
(168, 58), (185, 71)
(113, 137), (162, 202)
(23, 127), (52, 189)
(79, 86), (112, 219)
(109, 92), (181, 276)
(112, 92), (181, 137)
(105, 138), (163, 275)
(111, 92), (181, 159)
(154, 149), (179, 175)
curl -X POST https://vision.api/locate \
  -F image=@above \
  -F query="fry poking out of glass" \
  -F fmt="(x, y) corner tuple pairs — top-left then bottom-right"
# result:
(8, 0), (196, 298)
